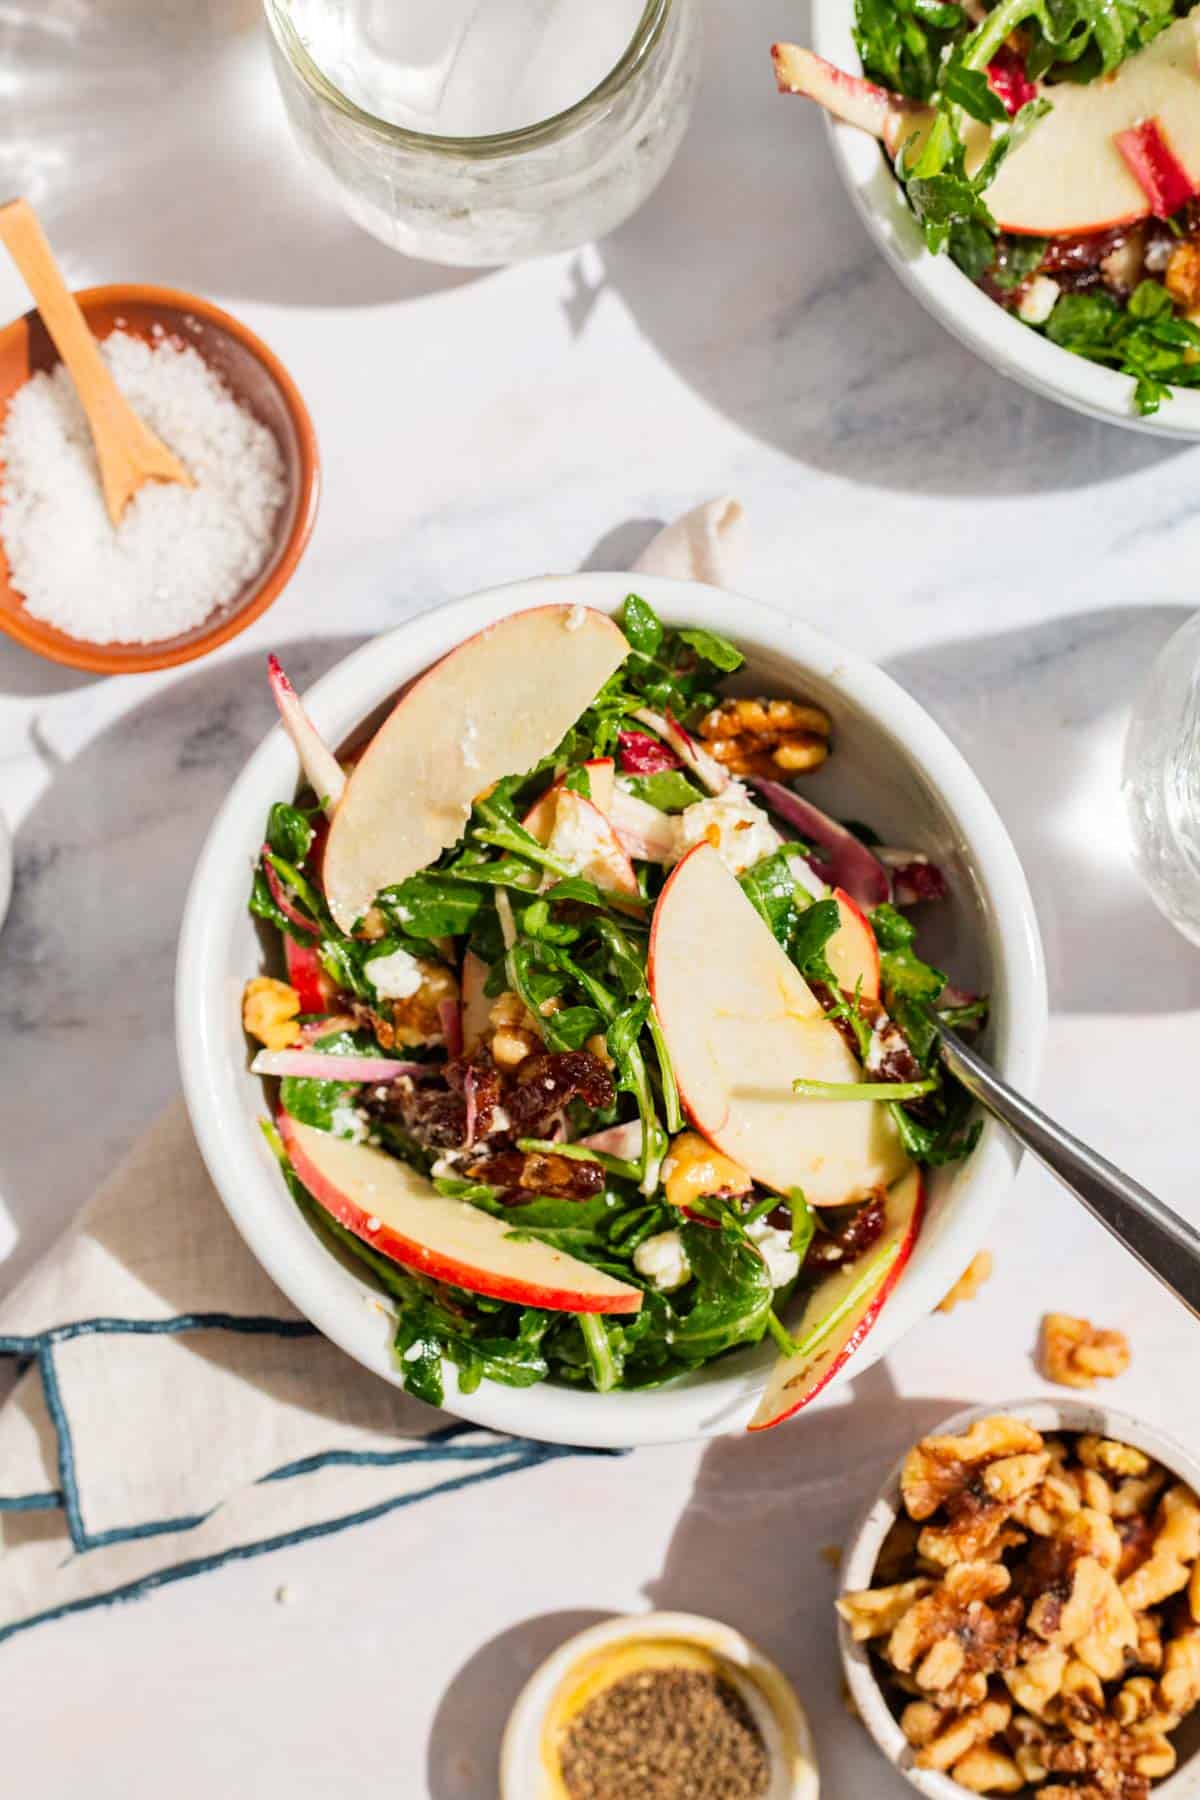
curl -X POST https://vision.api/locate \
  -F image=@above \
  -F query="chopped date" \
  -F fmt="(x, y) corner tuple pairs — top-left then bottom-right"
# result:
(466, 1148), (604, 1204)
(505, 1051), (615, 1139)
(805, 1193), (887, 1271)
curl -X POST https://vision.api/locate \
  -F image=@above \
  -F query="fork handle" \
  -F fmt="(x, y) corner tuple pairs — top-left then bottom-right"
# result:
(936, 1023), (1200, 1322)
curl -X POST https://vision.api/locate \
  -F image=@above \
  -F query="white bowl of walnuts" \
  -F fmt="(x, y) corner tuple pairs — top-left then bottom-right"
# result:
(838, 1399), (1200, 1798)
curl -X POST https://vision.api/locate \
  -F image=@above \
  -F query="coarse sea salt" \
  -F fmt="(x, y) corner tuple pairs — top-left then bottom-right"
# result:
(0, 329), (286, 645)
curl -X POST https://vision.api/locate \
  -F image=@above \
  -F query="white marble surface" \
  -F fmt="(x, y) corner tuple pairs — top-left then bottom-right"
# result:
(5, 2), (1200, 1794)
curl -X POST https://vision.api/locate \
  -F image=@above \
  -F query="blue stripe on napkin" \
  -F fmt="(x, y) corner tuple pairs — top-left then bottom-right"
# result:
(0, 1313), (612, 1646)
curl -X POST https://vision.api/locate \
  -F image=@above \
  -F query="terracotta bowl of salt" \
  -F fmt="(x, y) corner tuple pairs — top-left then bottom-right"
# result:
(0, 284), (319, 674)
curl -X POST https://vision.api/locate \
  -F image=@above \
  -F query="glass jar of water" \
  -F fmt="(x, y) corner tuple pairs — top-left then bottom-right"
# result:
(1123, 611), (1200, 945)
(262, 0), (702, 264)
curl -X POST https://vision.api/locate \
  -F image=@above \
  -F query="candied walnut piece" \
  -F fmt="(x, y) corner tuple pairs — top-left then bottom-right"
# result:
(1028, 1555), (1139, 1681)
(1039, 1313), (1131, 1388)
(900, 1699), (943, 1746)
(836, 1577), (932, 1643)
(1059, 1506), (1123, 1574)
(915, 1696), (1011, 1772)
(243, 976), (301, 1050)
(889, 1561), (1020, 1685)
(1160, 1622), (1200, 1717)
(1132, 1610), (1164, 1673)
(901, 1417), (1044, 1520)
(1078, 1435), (1151, 1480)
(951, 1743), (1024, 1793)
(1121, 1484), (1200, 1611)
(1112, 1469), (1168, 1521)
(1166, 241), (1200, 310)
(938, 1250), (994, 1314)
(696, 695), (831, 778)
(1005, 1645), (1067, 1717)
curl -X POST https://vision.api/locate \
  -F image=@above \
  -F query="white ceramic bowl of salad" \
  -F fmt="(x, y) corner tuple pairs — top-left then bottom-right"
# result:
(807, 0), (1200, 438)
(177, 572), (1046, 1447)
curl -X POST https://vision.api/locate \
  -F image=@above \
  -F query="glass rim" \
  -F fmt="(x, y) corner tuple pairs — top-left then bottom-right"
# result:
(262, 0), (674, 157)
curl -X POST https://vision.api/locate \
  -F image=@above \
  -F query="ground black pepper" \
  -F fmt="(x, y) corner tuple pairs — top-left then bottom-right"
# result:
(558, 1665), (771, 1800)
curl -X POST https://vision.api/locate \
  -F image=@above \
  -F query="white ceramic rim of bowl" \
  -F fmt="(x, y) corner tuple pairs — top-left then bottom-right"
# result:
(176, 571), (1047, 1448)
(839, 1396), (1200, 1798)
(808, 0), (1200, 441)
(498, 1609), (820, 1799)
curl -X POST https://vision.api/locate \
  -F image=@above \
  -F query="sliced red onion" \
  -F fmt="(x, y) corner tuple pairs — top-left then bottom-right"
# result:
(263, 847), (319, 937)
(877, 850), (949, 906)
(631, 707), (729, 795)
(747, 778), (891, 909)
(267, 654), (346, 818)
(439, 996), (464, 1057)
(617, 729), (682, 774)
(251, 1049), (427, 1082)
(463, 1064), (478, 1148)
(578, 1121), (645, 1160)
(609, 788), (678, 865)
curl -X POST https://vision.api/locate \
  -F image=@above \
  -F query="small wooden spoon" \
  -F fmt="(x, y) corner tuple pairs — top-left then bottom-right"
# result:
(0, 197), (192, 524)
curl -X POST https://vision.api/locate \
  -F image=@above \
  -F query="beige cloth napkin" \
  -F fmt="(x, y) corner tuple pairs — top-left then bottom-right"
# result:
(0, 500), (744, 1645)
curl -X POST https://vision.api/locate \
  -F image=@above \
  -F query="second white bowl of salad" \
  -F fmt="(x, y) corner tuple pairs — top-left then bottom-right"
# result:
(177, 573), (1046, 1447)
(793, 0), (1200, 436)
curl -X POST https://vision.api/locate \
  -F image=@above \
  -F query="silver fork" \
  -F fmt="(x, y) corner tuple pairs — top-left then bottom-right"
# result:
(930, 1016), (1200, 1322)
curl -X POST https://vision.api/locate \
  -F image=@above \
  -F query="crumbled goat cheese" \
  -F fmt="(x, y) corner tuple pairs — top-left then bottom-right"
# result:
(330, 1104), (367, 1143)
(403, 1342), (426, 1363)
(0, 330), (285, 645)
(633, 1229), (692, 1292)
(672, 785), (782, 875)
(747, 1218), (801, 1289)
(490, 1105), (511, 1133)
(1018, 276), (1060, 326)
(546, 795), (628, 887)
(367, 946), (424, 999)
(431, 1152), (465, 1178)
(1145, 236), (1175, 273)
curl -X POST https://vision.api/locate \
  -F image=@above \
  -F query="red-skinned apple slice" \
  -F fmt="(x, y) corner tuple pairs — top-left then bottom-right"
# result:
(775, 15), (1200, 236)
(322, 606), (628, 932)
(522, 758), (616, 841)
(772, 43), (926, 157)
(1115, 116), (1196, 217)
(280, 1113), (642, 1314)
(267, 655), (346, 817)
(827, 889), (881, 1002)
(748, 1166), (924, 1430)
(285, 933), (336, 1015)
(648, 845), (910, 1205)
(461, 948), (492, 1056)
(523, 786), (640, 899)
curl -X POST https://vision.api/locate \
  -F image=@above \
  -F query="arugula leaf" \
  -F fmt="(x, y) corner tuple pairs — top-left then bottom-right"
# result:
(619, 770), (704, 812)
(620, 592), (664, 656)
(670, 1224), (774, 1358)
(676, 626), (744, 674)
(790, 897), (842, 978)
(1045, 284), (1200, 415)
(265, 801), (316, 865)
(377, 872), (483, 939)
(855, 0), (964, 99)
(740, 850), (802, 945)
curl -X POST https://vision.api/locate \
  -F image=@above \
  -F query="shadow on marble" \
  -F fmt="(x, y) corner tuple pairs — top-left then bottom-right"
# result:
(600, 0), (1185, 498)
(427, 1606), (617, 1799)
(1, 9), (480, 311)
(644, 1366), (975, 1799)
(0, 633), (363, 1293)
(0, 634), (100, 700)
(884, 604), (1200, 1014)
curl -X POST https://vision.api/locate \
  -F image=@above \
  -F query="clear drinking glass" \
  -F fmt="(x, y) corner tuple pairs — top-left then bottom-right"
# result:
(261, 0), (702, 264)
(1123, 611), (1200, 945)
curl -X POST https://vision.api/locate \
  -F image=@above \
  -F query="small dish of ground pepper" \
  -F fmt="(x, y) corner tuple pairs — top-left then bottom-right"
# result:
(500, 1611), (819, 1800)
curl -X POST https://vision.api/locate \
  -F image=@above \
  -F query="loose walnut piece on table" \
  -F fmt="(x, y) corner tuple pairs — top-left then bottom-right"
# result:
(1039, 1313), (1131, 1389)
(695, 695), (831, 777)
(841, 1416), (1200, 1799)
(242, 976), (301, 1050)
(938, 1251), (994, 1314)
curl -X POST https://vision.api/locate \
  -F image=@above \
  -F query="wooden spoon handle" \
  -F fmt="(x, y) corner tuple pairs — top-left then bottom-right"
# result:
(0, 197), (191, 524)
